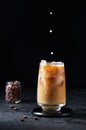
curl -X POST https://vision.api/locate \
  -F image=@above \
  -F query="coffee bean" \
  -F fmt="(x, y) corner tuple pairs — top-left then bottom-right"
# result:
(10, 104), (14, 108)
(20, 118), (24, 122)
(5, 81), (21, 103)
(23, 115), (27, 119)
(14, 107), (18, 111)
(34, 116), (38, 120)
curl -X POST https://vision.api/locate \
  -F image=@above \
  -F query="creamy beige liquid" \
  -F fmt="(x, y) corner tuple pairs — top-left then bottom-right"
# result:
(37, 60), (66, 111)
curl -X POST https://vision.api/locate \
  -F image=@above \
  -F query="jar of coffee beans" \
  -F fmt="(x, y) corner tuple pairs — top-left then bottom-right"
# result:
(5, 81), (21, 103)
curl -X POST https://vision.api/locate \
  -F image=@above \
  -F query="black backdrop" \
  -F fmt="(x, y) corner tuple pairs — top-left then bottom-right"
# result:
(0, 1), (86, 88)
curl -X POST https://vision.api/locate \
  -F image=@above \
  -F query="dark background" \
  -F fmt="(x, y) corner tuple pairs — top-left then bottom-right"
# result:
(0, 1), (86, 88)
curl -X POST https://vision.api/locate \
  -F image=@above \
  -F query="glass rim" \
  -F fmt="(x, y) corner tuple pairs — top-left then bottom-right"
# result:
(40, 60), (64, 66)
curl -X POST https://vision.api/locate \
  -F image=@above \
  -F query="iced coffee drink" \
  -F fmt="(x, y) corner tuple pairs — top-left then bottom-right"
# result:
(37, 60), (66, 112)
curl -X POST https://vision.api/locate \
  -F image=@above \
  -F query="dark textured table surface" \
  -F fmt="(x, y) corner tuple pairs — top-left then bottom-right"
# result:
(0, 87), (86, 130)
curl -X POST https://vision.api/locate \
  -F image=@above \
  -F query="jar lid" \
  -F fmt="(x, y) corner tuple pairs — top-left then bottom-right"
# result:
(6, 81), (21, 85)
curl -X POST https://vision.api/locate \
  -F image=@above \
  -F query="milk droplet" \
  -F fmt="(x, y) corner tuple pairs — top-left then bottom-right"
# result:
(49, 30), (52, 33)
(51, 52), (53, 55)
(50, 12), (52, 15)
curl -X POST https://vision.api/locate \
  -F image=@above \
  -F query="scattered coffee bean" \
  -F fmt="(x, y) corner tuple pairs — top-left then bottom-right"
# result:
(20, 115), (28, 122)
(20, 118), (24, 122)
(34, 116), (38, 120)
(14, 107), (18, 111)
(10, 104), (14, 108)
(23, 115), (27, 119)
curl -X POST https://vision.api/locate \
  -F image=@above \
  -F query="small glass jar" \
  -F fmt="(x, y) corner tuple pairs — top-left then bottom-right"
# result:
(5, 81), (21, 103)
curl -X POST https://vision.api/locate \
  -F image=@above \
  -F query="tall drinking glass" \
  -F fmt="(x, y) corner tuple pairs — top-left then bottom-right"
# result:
(37, 60), (66, 113)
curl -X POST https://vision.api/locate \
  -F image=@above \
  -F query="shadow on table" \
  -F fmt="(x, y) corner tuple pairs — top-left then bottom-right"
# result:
(21, 98), (36, 103)
(67, 109), (86, 126)
(72, 111), (86, 119)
